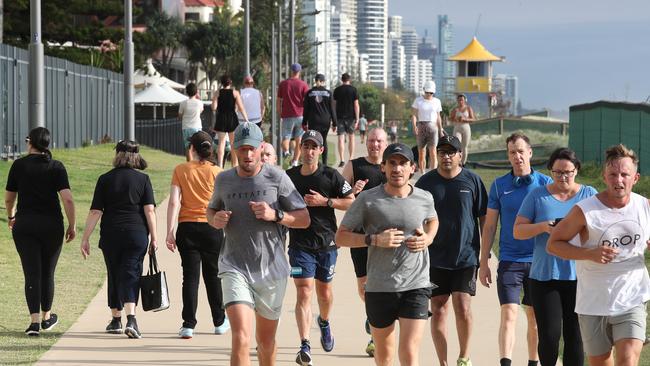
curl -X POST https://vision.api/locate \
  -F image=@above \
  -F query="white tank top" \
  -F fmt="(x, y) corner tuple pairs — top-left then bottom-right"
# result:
(574, 193), (650, 316)
(238, 88), (262, 122)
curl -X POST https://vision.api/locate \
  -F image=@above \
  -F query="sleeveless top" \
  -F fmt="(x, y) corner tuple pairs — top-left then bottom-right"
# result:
(351, 157), (386, 197)
(216, 88), (236, 115)
(239, 88), (262, 123)
(454, 109), (469, 123)
(574, 193), (650, 316)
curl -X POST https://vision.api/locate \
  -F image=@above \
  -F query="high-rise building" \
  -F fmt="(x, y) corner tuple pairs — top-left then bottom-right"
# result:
(331, 8), (358, 84)
(387, 32), (405, 89)
(358, 53), (370, 83)
(357, 0), (388, 87)
(405, 55), (432, 94)
(418, 31), (436, 61)
(493, 74), (519, 116)
(434, 14), (456, 102)
(302, 0), (332, 80)
(388, 15), (402, 38)
(401, 26), (418, 60)
(332, 0), (358, 76)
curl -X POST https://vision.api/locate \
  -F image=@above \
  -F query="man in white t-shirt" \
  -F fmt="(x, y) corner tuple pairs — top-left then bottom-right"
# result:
(238, 76), (265, 130)
(178, 82), (205, 161)
(548, 144), (650, 366)
(410, 80), (443, 173)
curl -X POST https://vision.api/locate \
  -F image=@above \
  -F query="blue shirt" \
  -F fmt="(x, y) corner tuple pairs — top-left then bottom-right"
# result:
(517, 184), (598, 281)
(488, 170), (552, 262)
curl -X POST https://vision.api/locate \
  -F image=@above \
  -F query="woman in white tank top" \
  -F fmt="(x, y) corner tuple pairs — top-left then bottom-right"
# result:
(449, 94), (475, 165)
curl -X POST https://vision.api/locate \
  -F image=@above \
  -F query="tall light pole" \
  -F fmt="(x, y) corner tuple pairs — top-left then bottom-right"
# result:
(28, 0), (45, 130)
(244, 0), (250, 76)
(123, 0), (135, 141)
(290, 0), (295, 64)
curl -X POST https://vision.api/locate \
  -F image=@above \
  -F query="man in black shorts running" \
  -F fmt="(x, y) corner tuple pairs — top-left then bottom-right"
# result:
(341, 127), (388, 356)
(333, 73), (359, 167)
(415, 135), (487, 366)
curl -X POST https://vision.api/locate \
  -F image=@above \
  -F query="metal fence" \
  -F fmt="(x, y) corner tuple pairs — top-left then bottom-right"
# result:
(135, 118), (184, 156)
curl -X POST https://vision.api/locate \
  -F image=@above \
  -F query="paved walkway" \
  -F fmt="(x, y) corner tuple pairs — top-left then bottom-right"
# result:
(38, 131), (531, 365)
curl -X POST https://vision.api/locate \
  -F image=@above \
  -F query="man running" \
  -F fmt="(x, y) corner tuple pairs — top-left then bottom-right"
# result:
(302, 74), (337, 166)
(278, 63), (309, 167)
(286, 130), (354, 365)
(548, 144), (650, 366)
(336, 142), (439, 366)
(260, 142), (277, 166)
(333, 73), (360, 167)
(479, 133), (547, 366)
(207, 122), (310, 366)
(415, 135), (487, 366)
(341, 127), (388, 356)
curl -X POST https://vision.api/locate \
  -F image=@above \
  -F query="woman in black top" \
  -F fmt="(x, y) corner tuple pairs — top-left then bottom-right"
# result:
(80, 140), (157, 339)
(211, 74), (248, 167)
(5, 127), (77, 336)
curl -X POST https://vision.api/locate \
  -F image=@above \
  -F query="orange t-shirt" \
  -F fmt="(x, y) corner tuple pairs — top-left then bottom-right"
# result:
(171, 161), (222, 222)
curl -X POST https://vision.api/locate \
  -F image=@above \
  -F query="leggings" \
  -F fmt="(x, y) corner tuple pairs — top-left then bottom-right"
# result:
(453, 123), (471, 165)
(13, 215), (64, 314)
(100, 230), (149, 310)
(529, 279), (584, 366)
(176, 222), (226, 328)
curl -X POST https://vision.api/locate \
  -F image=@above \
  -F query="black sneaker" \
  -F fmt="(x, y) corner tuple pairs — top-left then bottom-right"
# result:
(124, 316), (142, 339)
(338, 161), (345, 168)
(106, 317), (123, 334)
(25, 322), (40, 337)
(41, 313), (58, 331)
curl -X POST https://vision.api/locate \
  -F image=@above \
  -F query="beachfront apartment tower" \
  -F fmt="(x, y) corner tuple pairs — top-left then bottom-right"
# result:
(357, 0), (388, 87)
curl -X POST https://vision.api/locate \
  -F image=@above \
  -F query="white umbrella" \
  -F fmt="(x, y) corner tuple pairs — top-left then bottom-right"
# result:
(134, 59), (186, 90)
(135, 83), (188, 119)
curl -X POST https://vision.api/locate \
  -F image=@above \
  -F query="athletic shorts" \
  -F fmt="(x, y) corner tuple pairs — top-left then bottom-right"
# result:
(430, 266), (477, 297)
(219, 271), (287, 320)
(282, 117), (304, 140)
(182, 127), (202, 148)
(365, 287), (432, 329)
(496, 261), (532, 306)
(578, 303), (647, 356)
(288, 247), (338, 283)
(350, 247), (368, 278)
(416, 122), (438, 149)
(337, 119), (355, 135)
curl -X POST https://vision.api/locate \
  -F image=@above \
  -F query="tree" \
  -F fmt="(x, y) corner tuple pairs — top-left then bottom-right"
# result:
(144, 11), (183, 77)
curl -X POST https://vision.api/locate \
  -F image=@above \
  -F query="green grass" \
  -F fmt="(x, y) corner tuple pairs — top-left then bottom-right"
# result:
(0, 144), (183, 365)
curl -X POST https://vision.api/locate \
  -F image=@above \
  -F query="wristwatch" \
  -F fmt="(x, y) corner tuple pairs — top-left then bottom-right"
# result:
(326, 198), (334, 208)
(274, 209), (285, 223)
(365, 234), (373, 247)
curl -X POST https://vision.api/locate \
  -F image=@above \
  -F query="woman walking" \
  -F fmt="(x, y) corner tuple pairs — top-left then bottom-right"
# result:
(513, 148), (596, 366)
(166, 131), (229, 339)
(5, 127), (76, 336)
(450, 94), (475, 165)
(211, 74), (249, 168)
(80, 140), (157, 339)
(411, 80), (443, 172)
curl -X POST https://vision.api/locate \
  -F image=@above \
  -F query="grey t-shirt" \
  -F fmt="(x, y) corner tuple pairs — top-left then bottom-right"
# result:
(340, 184), (437, 292)
(208, 164), (306, 283)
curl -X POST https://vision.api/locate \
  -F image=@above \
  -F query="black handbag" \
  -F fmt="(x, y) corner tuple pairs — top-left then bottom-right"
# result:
(139, 250), (170, 312)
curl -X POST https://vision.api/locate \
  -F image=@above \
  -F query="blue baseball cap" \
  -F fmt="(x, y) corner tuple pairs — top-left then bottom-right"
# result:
(233, 122), (264, 149)
(291, 63), (302, 72)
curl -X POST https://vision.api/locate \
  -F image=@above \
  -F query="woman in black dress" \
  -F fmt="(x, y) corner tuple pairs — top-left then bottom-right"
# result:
(211, 74), (248, 167)
(5, 127), (77, 336)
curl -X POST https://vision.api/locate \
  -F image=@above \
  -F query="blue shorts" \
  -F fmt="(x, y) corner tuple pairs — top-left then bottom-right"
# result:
(496, 261), (532, 306)
(182, 127), (202, 148)
(288, 247), (338, 283)
(282, 117), (304, 140)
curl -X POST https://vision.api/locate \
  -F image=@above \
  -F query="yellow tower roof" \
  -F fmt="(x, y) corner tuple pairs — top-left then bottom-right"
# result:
(448, 37), (503, 62)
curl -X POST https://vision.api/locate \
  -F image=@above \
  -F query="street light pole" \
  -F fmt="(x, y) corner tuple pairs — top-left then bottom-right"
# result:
(278, 3), (283, 78)
(124, 0), (135, 141)
(244, 0), (250, 76)
(290, 0), (295, 64)
(271, 23), (278, 161)
(28, 0), (45, 130)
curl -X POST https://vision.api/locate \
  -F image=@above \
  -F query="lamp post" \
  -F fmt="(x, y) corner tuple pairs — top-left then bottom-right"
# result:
(244, 0), (250, 76)
(124, 0), (135, 141)
(28, 0), (44, 130)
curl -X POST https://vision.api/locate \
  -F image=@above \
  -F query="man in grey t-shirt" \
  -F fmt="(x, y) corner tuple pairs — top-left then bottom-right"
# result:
(336, 142), (439, 366)
(207, 122), (310, 366)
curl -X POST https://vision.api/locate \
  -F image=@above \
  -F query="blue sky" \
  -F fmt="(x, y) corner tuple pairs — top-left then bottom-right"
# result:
(388, 0), (650, 111)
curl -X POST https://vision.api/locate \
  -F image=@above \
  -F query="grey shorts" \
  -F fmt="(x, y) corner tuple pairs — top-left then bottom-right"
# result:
(282, 117), (304, 140)
(578, 303), (647, 356)
(416, 122), (438, 149)
(337, 119), (355, 135)
(219, 271), (288, 320)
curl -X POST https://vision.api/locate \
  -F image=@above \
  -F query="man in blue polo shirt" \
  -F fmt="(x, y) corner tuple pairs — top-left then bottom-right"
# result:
(478, 133), (551, 366)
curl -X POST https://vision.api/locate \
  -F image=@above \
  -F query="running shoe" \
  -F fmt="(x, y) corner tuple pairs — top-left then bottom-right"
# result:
(457, 357), (473, 366)
(214, 317), (230, 335)
(283, 151), (290, 159)
(179, 327), (193, 339)
(125, 317), (142, 339)
(338, 161), (345, 168)
(291, 160), (300, 167)
(295, 340), (312, 366)
(25, 323), (39, 337)
(365, 339), (375, 357)
(365, 318), (371, 335)
(41, 313), (58, 331)
(317, 315), (334, 352)
(106, 318), (123, 334)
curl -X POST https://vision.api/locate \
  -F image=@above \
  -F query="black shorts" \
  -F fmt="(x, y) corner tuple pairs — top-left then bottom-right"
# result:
(337, 119), (355, 135)
(430, 266), (477, 297)
(350, 247), (368, 278)
(365, 287), (432, 329)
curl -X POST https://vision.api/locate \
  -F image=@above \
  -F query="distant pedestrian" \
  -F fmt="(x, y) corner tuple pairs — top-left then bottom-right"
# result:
(359, 114), (368, 143)
(302, 74), (337, 166)
(411, 80), (443, 173)
(278, 63), (310, 167)
(260, 142), (278, 166)
(450, 94), (475, 166)
(239, 75), (265, 130)
(212, 74), (249, 168)
(207, 122), (310, 365)
(337, 142), (439, 366)
(165, 131), (229, 339)
(6, 127), (76, 336)
(389, 121), (398, 143)
(80, 140), (157, 339)
(178, 82), (204, 161)
(333, 72), (360, 167)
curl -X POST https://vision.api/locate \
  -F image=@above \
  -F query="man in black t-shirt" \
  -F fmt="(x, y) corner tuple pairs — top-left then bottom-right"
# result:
(286, 130), (354, 365)
(415, 135), (488, 366)
(302, 74), (337, 166)
(333, 73), (359, 167)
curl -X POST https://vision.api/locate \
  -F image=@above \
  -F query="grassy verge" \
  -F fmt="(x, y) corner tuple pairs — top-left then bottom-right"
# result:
(0, 144), (183, 365)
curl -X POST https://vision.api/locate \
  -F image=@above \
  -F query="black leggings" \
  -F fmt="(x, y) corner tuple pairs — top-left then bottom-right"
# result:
(529, 279), (583, 366)
(176, 222), (225, 328)
(12, 215), (64, 314)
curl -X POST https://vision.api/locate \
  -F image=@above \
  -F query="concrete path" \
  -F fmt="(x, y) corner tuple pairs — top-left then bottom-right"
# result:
(38, 131), (531, 365)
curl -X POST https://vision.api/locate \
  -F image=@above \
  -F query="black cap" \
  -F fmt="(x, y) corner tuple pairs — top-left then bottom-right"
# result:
(301, 130), (324, 147)
(382, 143), (415, 163)
(314, 73), (326, 82)
(437, 134), (462, 152)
